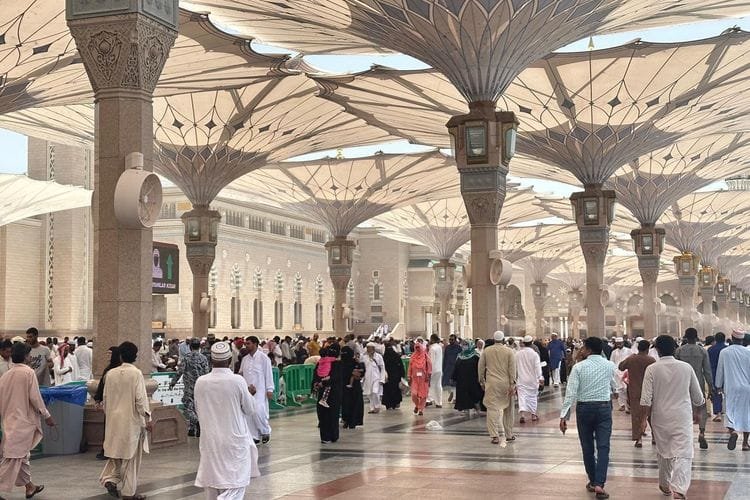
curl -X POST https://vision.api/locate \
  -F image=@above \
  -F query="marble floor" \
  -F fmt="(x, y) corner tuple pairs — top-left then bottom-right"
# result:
(8, 388), (749, 499)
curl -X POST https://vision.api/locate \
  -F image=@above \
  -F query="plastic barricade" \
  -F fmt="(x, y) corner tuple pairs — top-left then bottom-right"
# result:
(40, 385), (88, 455)
(402, 356), (410, 376)
(270, 367), (284, 410)
(283, 364), (315, 407)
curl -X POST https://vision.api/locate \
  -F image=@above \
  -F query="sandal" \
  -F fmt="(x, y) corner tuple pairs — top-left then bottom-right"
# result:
(122, 496), (146, 500)
(742, 445), (750, 451)
(585, 482), (596, 492)
(25, 485), (44, 499)
(506, 436), (516, 442)
(729, 431), (739, 450)
(698, 435), (708, 450)
(634, 441), (642, 448)
(659, 484), (672, 496)
(673, 493), (686, 499)
(595, 487), (609, 499)
(105, 481), (120, 498)
(491, 437), (500, 444)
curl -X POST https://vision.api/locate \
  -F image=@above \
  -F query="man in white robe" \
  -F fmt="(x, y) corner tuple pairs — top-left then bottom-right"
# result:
(362, 342), (386, 413)
(100, 341), (152, 499)
(75, 336), (93, 381)
(195, 342), (260, 500)
(239, 336), (274, 443)
(715, 330), (750, 451)
(516, 335), (543, 423)
(427, 334), (444, 407)
(609, 337), (630, 411)
(641, 335), (705, 499)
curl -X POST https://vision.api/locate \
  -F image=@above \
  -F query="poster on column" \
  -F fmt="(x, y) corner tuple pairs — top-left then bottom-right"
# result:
(153, 242), (179, 294)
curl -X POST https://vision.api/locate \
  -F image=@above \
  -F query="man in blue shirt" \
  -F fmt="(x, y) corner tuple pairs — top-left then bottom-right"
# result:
(548, 333), (566, 388)
(707, 332), (728, 421)
(560, 337), (617, 500)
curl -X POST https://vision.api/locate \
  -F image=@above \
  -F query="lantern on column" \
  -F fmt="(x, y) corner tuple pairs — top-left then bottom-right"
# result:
(570, 190), (617, 227)
(674, 252), (700, 276)
(716, 275), (729, 295)
(447, 103), (518, 169)
(698, 266), (717, 288)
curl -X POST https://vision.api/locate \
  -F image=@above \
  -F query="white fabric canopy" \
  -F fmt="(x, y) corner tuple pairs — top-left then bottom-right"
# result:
(0, 174), (92, 226)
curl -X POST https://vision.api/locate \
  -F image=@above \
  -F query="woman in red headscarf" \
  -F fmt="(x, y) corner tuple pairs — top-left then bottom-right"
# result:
(407, 338), (432, 415)
(52, 343), (77, 385)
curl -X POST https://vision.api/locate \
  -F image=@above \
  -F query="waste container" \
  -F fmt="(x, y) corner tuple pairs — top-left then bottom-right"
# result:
(40, 384), (87, 455)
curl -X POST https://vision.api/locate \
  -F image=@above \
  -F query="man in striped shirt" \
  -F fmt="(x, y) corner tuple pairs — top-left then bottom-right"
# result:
(560, 337), (618, 500)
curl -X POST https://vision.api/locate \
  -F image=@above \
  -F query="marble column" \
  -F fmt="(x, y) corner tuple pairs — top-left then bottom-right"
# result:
(716, 278), (729, 320)
(699, 287), (714, 337)
(181, 206), (221, 338)
(728, 286), (740, 323)
(568, 289), (583, 339)
(571, 187), (615, 339)
(531, 281), (548, 337)
(449, 103), (518, 340)
(433, 259), (455, 338)
(325, 237), (355, 337)
(631, 226), (665, 339)
(67, 1), (177, 374)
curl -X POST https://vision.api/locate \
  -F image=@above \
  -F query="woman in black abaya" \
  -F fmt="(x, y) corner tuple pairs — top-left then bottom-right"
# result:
(382, 342), (405, 410)
(313, 343), (343, 443)
(339, 346), (364, 429)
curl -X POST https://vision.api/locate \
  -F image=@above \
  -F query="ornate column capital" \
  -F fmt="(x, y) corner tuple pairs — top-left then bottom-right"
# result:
(67, 8), (177, 94)
(325, 237), (356, 290)
(460, 171), (507, 225)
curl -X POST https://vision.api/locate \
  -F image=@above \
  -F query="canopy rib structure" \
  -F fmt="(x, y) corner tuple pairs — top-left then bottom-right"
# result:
(223, 151), (458, 336)
(189, 0), (750, 103)
(604, 132), (750, 336)
(0, 4), (292, 114)
(0, 173), (92, 226)
(370, 186), (554, 260)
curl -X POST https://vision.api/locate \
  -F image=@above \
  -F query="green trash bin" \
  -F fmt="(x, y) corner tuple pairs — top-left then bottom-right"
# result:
(270, 367), (284, 410)
(283, 364), (315, 407)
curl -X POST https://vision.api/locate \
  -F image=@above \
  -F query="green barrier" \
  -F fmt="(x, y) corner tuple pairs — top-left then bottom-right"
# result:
(270, 367), (284, 410)
(283, 364), (315, 407)
(402, 356), (410, 376)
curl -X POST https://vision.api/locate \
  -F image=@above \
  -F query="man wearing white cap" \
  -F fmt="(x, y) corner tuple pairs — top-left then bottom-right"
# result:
(610, 337), (629, 412)
(239, 336), (274, 444)
(715, 329), (750, 451)
(427, 334), (444, 408)
(478, 331), (516, 446)
(362, 342), (386, 413)
(516, 335), (543, 423)
(194, 341), (260, 500)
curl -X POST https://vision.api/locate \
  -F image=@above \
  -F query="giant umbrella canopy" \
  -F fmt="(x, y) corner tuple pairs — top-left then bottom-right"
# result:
(184, 0), (750, 338)
(310, 29), (750, 337)
(223, 151), (457, 335)
(370, 186), (562, 335)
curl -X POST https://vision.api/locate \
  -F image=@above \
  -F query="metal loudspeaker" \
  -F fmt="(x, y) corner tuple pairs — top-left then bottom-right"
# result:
(655, 299), (667, 314)
(199, 292), (210, 313)
(488, 250), (512, 287)
(464, 260), (472, 289)
(499, 314), (509, 326)
(341, 304), (350, 319)
(690, 311), (702, 322)
(600, 285), (616, 307)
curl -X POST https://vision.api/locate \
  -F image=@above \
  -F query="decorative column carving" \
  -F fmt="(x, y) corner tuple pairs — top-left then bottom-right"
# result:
(325, 237), (356, 336)
(181, 205), (221, 338)
(571, 186), (616, 339)
(632, 225), (666, 339)
(715, 275), (730, 320)
(433, 259), (456, 338)
(531, 281), (548, 337)
(698, 266), (717, 337)
(67, 1), (178, 374)
(448, 102), (518, 339)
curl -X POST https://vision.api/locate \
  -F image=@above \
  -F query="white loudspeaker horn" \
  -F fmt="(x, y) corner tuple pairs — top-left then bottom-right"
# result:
(500, 314), (509, 326)
(655, 300), (667, 314)
(690, 311), (702, 322)
(600, 285), (616, 307)
(464, 260), (472, 289)
(114, 152), (162, 228)
(342, 304), (350, 319)
(488, 250), (512, 287)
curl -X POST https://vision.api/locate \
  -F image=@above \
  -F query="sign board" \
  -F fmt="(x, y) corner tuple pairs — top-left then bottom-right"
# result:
(152, 242), (179, 294)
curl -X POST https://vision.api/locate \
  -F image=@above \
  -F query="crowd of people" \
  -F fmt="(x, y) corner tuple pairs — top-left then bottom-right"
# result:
(0, 326), (748, 499)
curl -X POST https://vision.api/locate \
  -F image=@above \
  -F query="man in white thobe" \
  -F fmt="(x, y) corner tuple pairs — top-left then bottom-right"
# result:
(609, 337), (630, 411)
(516, 335), (543, 423)
(195, 342), (260, 500)
(239, 336), (274, 443)
(362, 342), (386, 413)
(715, 329), (750, 451)
(641, 335), (704, 499)
(75, 336), (93, 381)
(427, 334), (444, 407)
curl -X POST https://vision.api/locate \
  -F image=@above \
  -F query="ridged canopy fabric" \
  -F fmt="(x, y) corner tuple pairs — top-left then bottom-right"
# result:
(313, 30), (750, 186)
(0, 173), (91, 226)
(606, 133), (750, 224)
(222, 151), (457, 237)
(0, 3), (291, 113)
(371, 187), (555, 259)
(187, 0), (750, 102)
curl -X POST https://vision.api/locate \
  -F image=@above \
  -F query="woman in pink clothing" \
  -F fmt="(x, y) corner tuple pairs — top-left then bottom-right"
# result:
(408, 339), (432, 416)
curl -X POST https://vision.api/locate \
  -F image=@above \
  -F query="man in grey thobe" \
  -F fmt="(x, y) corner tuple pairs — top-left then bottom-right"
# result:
(675, 328), (714, 449)
(642, 335), (705, 499)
